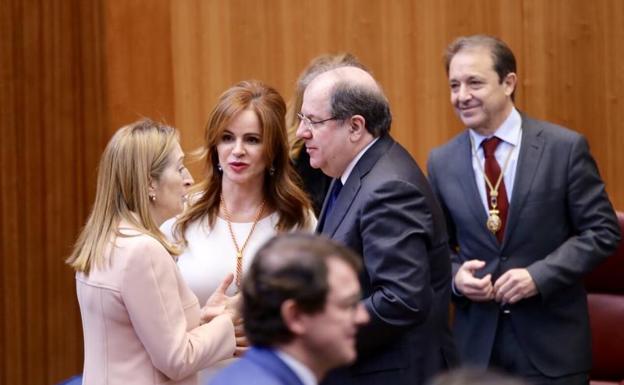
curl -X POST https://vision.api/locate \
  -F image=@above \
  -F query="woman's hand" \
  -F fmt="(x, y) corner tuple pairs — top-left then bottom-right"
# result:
(233, 318), (249, 357)
(200, 273), (234, 324)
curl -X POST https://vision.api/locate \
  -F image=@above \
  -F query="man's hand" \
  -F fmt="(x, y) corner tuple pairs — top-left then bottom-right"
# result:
(493, 268), (538, 305)
(454, 260), (495, 302)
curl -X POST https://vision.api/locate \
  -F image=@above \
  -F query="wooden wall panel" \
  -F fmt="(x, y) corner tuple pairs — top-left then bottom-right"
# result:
(2, 1), (623, 383)
(105, 0), (175, 132)
(161, 0), (624, 208)
(0, 0), (108, 383)
(519, 0), (624, 210)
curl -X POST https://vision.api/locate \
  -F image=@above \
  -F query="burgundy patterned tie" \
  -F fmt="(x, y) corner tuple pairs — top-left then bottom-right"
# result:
(482, 137), (508, 242)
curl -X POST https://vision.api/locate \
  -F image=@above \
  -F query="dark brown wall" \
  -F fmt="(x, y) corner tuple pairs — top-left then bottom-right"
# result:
(2, 1), (622, 383)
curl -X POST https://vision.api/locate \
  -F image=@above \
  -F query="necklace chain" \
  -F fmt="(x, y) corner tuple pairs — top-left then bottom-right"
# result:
(220, 194), (266, 290)
(469, 134), (516, 210)
(469, 131), (520, 235)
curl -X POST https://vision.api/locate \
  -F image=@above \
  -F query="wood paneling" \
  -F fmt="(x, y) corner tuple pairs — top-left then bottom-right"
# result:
(165, 0), (624, 208)
(104, 0), (175, 131)
(0, 0), (108, 383)
(2, 1), (623, 383)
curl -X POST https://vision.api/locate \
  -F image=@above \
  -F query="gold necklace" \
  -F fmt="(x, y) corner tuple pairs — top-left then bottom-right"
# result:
(469, 133), (518, 234)
(220, 194), (266, 290)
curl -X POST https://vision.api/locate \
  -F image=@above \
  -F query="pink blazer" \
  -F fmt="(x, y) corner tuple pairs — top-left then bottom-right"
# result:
(76, 227), (235, 385)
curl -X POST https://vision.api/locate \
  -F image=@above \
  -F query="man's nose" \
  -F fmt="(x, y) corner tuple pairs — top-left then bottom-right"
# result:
(457, 84), (472, 102)
(296, 121), (311, 140)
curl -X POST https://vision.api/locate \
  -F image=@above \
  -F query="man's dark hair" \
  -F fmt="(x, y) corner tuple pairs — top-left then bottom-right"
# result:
(329, 81), (392, 137)
(444, 34), (517, 101)
(243, 233), (361, 347)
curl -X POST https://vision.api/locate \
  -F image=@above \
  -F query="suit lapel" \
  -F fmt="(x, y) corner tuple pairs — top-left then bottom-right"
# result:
(502, 116), (545, 246)
(320, 135), (393, 237)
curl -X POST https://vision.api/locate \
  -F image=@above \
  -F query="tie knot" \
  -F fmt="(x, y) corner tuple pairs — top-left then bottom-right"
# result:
(482, 137), (502, 158)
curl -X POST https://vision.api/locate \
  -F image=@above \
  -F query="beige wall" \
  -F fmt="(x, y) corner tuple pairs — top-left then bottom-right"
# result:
(2, 0), (622, 383)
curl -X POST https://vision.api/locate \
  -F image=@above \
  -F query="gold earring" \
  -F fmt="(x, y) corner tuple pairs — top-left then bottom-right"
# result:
(149, 194), (156, 202)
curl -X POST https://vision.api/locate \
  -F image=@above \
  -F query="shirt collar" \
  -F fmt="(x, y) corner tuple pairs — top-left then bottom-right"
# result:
(275, 349), (318, 385)
(469, 107), (522, 147)
(340, 137), (379, 184)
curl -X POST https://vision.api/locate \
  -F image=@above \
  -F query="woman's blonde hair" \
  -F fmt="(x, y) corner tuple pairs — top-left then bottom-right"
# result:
(174, 80), (313, 244)
(67, 119), (180, 273)
(286, 53), (368, 158)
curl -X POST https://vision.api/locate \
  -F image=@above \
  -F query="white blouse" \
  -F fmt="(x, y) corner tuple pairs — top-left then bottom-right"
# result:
(162, 213), (281, 303)
(161, 212), (316, 382)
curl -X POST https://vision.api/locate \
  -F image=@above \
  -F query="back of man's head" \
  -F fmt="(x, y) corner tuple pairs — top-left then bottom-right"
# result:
(242, 233), (361, 347)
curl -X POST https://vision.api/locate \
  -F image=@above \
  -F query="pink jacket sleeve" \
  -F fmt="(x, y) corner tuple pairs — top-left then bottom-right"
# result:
(120, 236), (235, 381)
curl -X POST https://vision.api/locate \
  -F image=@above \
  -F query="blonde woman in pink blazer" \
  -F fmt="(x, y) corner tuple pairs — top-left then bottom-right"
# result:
(67, 119), (237, 385)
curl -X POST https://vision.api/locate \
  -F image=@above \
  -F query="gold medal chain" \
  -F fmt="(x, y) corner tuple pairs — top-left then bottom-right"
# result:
(220, 194), (266, 290)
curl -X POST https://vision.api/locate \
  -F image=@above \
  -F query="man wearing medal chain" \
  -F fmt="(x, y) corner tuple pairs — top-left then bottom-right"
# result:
(427, 35), (621, 384)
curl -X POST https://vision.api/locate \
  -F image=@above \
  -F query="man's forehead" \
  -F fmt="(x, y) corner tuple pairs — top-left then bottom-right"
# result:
(450, 47), (494, 68)
(308, 66), (376, 92)
(303, 66), (379, 110)
(302, 79), (333, 113)
(305, 72), (337, 98)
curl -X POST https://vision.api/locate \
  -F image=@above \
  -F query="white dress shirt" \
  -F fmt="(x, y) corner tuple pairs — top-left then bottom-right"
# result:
(469, 107), (523, 214)
(340, 137), (379, 184)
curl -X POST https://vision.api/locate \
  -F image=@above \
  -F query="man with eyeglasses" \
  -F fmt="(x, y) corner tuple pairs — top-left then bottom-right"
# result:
(296, 66), (457, 385)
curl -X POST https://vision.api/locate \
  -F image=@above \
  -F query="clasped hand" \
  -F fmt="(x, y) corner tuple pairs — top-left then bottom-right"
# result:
(454, 260), (538, 304)
(199, 273), (249, 357)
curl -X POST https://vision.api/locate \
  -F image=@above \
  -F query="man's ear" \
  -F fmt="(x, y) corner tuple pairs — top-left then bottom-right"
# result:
(348, 115), (366, 141)
(280, 299), (307, 336)
(503, 72), (517, 97)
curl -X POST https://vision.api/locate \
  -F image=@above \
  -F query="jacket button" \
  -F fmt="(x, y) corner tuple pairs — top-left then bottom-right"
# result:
(501, 256), (508, 261)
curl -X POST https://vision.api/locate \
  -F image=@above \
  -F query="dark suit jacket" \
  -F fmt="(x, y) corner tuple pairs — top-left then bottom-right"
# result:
(427, 115), (621, 377)
(208, 347), (303, 385)
(319, 134), (457, 385)
(294, 147), (332, 217)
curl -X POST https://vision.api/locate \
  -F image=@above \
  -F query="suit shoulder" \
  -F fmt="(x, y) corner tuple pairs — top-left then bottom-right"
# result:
(428, 131), (468, 171)
(373, 140), (428, 183)
(523, 115), (585, 144)
(115, 231), (172, 268)
(429, 131), (467, 159)
(210, 356), (276, 385)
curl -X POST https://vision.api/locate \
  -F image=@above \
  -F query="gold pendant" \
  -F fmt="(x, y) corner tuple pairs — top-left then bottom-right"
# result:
(486, 210), (501, 233)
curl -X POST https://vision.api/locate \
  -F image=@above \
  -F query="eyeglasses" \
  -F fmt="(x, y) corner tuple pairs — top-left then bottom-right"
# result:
(297, 112), (338, 129)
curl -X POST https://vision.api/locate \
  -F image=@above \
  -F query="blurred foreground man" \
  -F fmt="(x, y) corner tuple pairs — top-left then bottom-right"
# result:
(209, 233), (369, 385)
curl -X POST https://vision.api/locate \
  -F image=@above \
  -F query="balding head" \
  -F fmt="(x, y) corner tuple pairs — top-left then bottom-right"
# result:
(297, 62), (392, 177)
(305, 66), (392, 137)
(308, 66), (379, 92)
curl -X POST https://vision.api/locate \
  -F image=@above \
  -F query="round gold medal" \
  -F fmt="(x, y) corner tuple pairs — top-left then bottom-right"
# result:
(486, 213), (502, 233)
